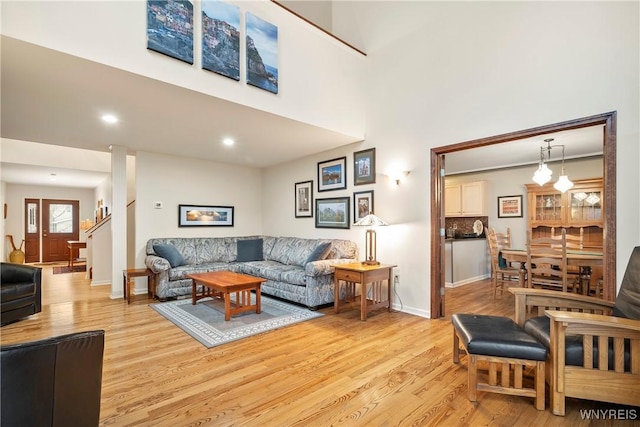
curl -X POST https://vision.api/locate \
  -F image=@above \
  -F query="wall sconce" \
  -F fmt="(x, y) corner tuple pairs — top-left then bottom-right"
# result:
(388, 171), (411, 185)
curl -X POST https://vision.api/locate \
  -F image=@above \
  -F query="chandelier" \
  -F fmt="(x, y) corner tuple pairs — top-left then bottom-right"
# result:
(531, 138), (574, 193)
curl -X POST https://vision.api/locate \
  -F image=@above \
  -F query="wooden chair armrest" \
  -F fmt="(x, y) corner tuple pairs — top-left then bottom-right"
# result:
(509, 287), (615, 326)
(545, 310), (640, 334)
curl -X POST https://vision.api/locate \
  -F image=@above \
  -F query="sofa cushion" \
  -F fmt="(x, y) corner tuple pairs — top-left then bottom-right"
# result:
(306, 242), (333, 263)
(237, 239), (264, 262)
(195, 238), (235, 264)
(153, 244), (186, 268)
(269, 237), (319, 266)
(239, 261), (307, 286)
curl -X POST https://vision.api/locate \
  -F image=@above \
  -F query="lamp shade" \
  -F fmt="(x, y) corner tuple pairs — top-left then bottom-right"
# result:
(553, 174), (574, 193)
(354, 213), (389, 227)
(532, 163), (552, 186)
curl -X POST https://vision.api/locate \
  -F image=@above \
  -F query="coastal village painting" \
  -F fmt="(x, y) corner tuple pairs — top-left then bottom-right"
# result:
(147, 0), (194, 64)
(202, 0), (240, 80)
(246, 12), (278, 94)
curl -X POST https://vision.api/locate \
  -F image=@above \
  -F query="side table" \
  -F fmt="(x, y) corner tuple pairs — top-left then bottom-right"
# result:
(334, 262), (397, 320)
(123, 268), (155, 304)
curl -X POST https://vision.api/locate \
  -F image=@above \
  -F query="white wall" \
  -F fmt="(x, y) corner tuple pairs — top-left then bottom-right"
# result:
(1, 0), (366, 139)
(3, 184), (95, 260)
(326, 1), (639, 317)
(134, 151), (264, 268)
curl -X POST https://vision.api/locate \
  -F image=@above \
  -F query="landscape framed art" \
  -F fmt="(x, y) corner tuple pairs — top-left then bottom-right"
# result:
(294, 180), (313, 218)
(146, 0), (194, 64)
(178, 204), (234, 227)
(353, 148), (376, 186)
(202, 0), (240, 80)
(317, 157), (347, 192)
(315, 197), (350, 229)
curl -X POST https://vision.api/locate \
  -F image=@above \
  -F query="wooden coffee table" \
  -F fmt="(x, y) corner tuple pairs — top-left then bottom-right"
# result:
(188, 271), (267, 321)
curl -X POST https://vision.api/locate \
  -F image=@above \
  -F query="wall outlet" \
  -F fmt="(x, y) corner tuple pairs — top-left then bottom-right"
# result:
(394, 267), (400, 283)
(153, 201), (163, 209)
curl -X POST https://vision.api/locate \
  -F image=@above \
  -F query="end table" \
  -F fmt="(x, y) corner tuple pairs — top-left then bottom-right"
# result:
(334, 262), (397, 320)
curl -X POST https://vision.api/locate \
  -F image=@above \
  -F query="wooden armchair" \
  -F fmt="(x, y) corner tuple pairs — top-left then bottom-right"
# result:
(510, 246), (640, 415)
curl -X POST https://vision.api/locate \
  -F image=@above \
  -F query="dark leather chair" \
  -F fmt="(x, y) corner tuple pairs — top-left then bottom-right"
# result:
(511, 246), (640, 415)
(1, 262), (42, 325)
(1, 330), (105, 426)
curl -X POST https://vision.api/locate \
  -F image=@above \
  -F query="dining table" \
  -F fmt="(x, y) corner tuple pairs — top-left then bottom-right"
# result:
(500, 248), (603, 295)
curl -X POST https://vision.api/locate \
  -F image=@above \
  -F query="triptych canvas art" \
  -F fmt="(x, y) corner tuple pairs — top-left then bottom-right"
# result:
(146, 0), (278, 94)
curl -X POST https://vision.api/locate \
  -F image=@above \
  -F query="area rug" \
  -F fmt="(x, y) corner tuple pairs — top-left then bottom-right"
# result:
(150, 295), (324, 348)
(52, 264), (86, 274)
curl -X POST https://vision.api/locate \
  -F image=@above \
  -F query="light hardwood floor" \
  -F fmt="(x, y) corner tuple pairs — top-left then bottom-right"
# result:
(1, 266), (638, 426)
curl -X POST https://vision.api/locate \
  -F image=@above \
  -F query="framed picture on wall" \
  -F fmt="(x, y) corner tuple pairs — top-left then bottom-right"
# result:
(178, 204), (234, 227)
(294, 180), (313, 218)
(497, 195), (523, 218)
(353, 190), (374, 223)
(353, 148), (376, 185)
(317, 157), (347, 192)
(315, 197), (350, 229)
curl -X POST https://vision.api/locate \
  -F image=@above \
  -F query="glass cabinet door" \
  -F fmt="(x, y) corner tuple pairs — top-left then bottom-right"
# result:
(568, 188), (602, 224)
(533, 192), (563, 224)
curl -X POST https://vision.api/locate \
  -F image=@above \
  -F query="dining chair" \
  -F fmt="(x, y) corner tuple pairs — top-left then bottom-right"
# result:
(488, 228), (522, 298)
(526, 229), (570, 292)
(552, 227), (587, 292)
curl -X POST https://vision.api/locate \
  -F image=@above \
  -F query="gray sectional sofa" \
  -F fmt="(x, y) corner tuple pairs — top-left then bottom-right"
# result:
(144, 235), (358, 308)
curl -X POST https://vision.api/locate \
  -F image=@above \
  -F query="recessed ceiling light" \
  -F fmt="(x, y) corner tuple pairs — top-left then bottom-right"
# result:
(223, 138), (235, 146)
(102, 114), (118, 124)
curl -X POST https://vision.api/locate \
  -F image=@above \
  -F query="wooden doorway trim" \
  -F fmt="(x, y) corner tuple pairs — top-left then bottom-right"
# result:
(430, 112), (617, 319)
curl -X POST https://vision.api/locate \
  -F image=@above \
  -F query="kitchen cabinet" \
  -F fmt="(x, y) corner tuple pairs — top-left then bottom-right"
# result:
(445, 180), (487, 217)
(525, 177), (603, 248)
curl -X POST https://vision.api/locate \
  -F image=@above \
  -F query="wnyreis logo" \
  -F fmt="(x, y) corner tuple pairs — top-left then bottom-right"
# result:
(579, 408), (638, 420)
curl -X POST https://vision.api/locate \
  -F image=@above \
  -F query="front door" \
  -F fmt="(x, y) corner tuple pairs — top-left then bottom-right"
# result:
(24, 199), (40, 263)
(42, 199), (79, 263)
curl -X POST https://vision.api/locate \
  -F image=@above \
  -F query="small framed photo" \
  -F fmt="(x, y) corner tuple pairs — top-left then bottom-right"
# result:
(353, 190), (374, 223)
(317, 157), (347, 192)
(294, 180), (313, 218)
(353, 148), (376, 186)
(178, 204), (234, 227)
(497, 195), (523, 218)
(315, 197), (350, 229)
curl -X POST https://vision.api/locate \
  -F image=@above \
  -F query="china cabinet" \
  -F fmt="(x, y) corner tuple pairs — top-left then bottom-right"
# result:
(525, 177), (603, 248)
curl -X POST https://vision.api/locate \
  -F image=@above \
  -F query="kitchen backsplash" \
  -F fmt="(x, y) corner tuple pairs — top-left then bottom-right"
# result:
(445, 216), (488, 238)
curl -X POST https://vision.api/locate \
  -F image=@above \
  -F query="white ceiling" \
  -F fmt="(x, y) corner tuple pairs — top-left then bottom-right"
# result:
(0, 36), (359, 187)
(1, 35), (604, 188)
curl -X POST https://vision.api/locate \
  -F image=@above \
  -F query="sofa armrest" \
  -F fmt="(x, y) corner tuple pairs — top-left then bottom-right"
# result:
(305, 259), (357, 276)
(509, 287), (615, 326)
(145, 255), (171, 273)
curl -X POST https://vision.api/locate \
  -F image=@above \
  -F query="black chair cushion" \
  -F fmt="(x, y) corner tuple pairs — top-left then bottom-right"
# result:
(452, 313), (547, 361)
(614, 246), (640, 320)
(524, 316), (631, 371)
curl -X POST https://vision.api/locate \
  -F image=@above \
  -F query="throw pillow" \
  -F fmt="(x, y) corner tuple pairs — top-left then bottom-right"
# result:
(237, 239), (263, 262)
(306, 242), (333, 263)
(153, 244), (186, 268)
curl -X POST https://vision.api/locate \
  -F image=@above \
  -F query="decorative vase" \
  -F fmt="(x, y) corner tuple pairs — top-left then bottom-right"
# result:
(6, 234), (25, 264)
(9, 249), (25, 264)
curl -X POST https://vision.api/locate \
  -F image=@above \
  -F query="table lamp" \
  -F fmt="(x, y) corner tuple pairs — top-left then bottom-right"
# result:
(354, 212), (389, 265)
